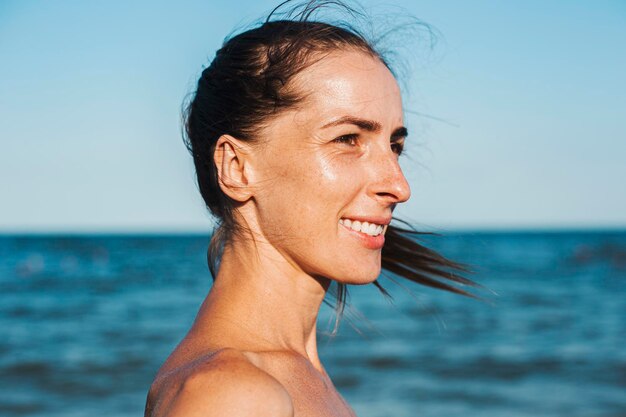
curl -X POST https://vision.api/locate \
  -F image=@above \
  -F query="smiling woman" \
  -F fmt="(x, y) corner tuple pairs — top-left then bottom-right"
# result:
(144, 1), (475, 416)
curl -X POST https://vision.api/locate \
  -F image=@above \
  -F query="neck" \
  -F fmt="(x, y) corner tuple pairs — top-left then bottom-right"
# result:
(190, 232), (331, 370)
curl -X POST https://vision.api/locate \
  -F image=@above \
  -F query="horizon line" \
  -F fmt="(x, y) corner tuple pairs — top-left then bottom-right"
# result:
(2, 225), (626, 237)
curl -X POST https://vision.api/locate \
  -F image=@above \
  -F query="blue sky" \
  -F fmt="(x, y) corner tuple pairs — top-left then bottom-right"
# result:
(1, 0), (625, 232)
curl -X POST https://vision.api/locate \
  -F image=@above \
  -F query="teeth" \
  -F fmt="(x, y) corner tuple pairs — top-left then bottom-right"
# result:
(339, 218), (386, 236)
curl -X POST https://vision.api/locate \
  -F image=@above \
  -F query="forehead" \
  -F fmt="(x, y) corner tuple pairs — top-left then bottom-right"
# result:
(289, 50), (403, 125)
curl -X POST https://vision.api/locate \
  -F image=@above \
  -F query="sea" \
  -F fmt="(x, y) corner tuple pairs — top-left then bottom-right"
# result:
(1, 230), (625, 417)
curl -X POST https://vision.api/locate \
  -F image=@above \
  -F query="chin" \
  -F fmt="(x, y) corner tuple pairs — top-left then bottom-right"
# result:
(332, 264), (381, 285)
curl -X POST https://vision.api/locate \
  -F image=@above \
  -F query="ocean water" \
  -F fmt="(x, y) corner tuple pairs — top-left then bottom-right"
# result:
(1, 230), (625, 417)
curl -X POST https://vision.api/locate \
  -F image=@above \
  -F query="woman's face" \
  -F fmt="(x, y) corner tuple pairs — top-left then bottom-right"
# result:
(249, 49), (411, 284)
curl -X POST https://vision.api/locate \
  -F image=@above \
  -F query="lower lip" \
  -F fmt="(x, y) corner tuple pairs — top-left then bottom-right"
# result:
(340, 223), (385, 250)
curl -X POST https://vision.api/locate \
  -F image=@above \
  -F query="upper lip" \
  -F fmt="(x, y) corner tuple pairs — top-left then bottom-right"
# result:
(340, 215), (392, 226)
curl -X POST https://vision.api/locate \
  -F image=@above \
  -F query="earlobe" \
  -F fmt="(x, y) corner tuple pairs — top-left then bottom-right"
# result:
(214, 135), (252, 202)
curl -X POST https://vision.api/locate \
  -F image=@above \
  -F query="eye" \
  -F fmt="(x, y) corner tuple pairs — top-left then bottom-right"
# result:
(333, 134), (358, 146)
(391, 141), (404, 156)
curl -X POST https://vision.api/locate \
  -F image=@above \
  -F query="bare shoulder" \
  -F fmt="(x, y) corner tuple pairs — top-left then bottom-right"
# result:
(146, 348), (294, 417)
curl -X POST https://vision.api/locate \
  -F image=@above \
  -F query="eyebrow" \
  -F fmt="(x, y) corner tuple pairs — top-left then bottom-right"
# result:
(321, 116), (408, 139)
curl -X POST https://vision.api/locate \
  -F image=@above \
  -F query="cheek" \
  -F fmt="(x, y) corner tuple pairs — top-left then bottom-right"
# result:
(304, 155), (363, 220)
(275, 153), (355, 203)
(255, 162), (318, 235)
(256, 153), (381, 283)
(257, 154), (357, 238)
(316, 152), (362, 195)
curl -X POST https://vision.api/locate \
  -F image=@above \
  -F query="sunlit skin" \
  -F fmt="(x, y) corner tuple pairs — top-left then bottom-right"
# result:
(145, 50), (411, 417)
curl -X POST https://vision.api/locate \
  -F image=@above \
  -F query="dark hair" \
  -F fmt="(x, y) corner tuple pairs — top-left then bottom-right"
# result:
(183, 1), (479, 326)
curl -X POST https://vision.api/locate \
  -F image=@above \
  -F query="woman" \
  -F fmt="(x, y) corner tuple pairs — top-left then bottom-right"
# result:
(145, 2), (474, 416)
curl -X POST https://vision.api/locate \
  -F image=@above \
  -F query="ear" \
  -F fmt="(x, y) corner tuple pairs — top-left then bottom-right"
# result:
(213, 135), (253, 202)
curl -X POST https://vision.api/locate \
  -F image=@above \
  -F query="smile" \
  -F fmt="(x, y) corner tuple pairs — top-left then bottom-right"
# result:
(339, 218), (387, 237)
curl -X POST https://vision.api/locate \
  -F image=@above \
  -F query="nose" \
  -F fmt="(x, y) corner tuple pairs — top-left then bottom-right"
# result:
(368, 147), (411, 205)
